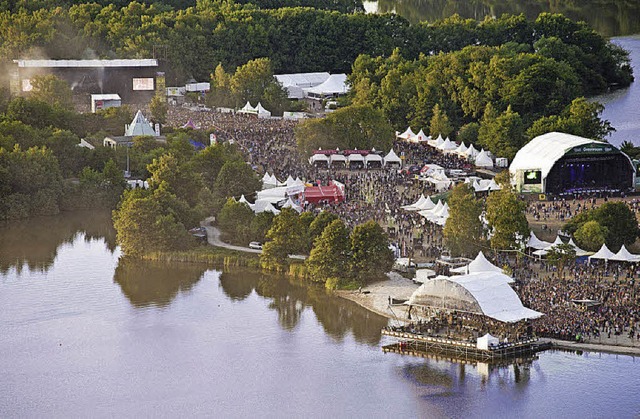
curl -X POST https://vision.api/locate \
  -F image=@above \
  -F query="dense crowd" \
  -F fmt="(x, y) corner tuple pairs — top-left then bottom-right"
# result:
(168, 107), (640, 348)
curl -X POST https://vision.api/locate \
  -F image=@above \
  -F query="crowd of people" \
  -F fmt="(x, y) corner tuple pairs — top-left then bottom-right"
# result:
(167, 106), (640, 349)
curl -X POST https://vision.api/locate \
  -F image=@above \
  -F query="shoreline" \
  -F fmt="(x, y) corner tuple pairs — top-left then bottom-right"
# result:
(336, 273), (640, 357)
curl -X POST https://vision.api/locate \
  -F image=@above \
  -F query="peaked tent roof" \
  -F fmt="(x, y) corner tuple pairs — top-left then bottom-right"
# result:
(384, 149), (401, 164)
(567, 238), (593, 257)
(397, 127), (415, 139)
(455, 142), (468, 155)
(182, 118), (198, 129)
(475, 150), (493, 168)
(255, 102), (271, 117)
(304, 74), (349, 96)
(610, 244), (640, 262)
(402, 194), (426, 210)
(465, 144), (479, 158)
(589, 244), (616, 261)
(125, 110), (157, 137)
(239, 101), (258, 114)
(467, 251), (503, 274)
(527, 231), (553, 250)
(439, 138), (457, 151)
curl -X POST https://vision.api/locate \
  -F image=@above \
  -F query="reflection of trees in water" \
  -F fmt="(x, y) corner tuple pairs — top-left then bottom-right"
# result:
(222, 271), (387, 345)
(375, 0), (640, 36)
(218, 270), (258, 301)
(114, 258), (207, 308)
(0, 210), (116, 274)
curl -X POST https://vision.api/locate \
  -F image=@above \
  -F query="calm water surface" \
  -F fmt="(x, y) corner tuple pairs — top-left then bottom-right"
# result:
(1, 212), (640, 417)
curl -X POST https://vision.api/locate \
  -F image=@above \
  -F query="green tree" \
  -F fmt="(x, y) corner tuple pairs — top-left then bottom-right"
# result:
(306, 219), (351, 284)
(478, 105), (525, 160)
(230, 57), (287, 111)
(457, 122), (479, 145)
(573, 220), (607, 252)
(208, 63), (233, 108)
(546, 243), (576, 275)
(213, 159), (261, 201)
(308, 210), (339, 246)
(217, 198), (254, 244)
(350, 220), (394, 283)
(443, 183), (485, 257)
(260, 208), (303, 272)
(485, 182), (529, 250)
(30, 74), (73, 110)
(250, 211), (275, 243)
(147, 153), (204, 207)
(429, 103), (453, 138)
(149, 93), (168, 124)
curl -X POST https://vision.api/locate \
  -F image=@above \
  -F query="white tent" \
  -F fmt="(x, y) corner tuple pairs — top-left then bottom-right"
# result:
(238, 101), (258, 115)
(402, 194), (426, 211)
(365, 153), (383, 166)
(610, 244), (640, 262)
(412, 129), (429, 143)
(477, 333), (500, 350)
(468, 251), (503, 274)
(125, 110), (157, 137)
(309, 153), (330, 165)
(416, 196), (436, 211)
(255, 102), (271, 119)
(475, 150), (494, 168)
(281, 197), (303, 213)
(330, 154), (347, 166)
(303, 73), (349, 97)
(238, 194), (254, 210)
(434, 134), (444, 148)
(568, 238), (593, 257)
(408, 273), (543, 323)
(588, 244), (616, 262)
(438, 138), (457, 152)
(455, 142), (468, 156)
(347, 153), (365, 164)
(487, 179), (501, 191)
(527, 231), (553, 250)
(397, 127), (415, 140)
(383, 149), (402, 166)
(465, 144), (479, 159)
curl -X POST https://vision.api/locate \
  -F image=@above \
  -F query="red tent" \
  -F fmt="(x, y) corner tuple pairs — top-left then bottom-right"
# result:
(304, 183), (345, 204)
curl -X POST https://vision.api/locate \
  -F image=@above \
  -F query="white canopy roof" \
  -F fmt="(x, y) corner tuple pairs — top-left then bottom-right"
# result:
(408, 274), (543, 323)
(455, 142), (468, 155)
(347, 153), (365, 162)
(281, 197), (303, 213)
(475, 150), (494, 168)
(330, 154), (347, 163)
(402, 194), (426, 211)
(527, 231), (553, 250)
(397, 127), (415, 140)
(416, 196), (436, 211)
(309, 153), (329, 163)
(238, 101), (258, 114)
(610, 244), (640, 262)
(567, 238), (593, 257)
(304, 74), (349, 96)
(588, 244), (616, 261)
(274, 72), (330, 88)
(412, 129), (428, 143)
(384, 149), (401, 165)
(438, 138), (457, 151)
(510, 132), (612, 180)
(365, 153), (383, 163)
(465, 144), (479, 158)
(255, 102), (271, 118)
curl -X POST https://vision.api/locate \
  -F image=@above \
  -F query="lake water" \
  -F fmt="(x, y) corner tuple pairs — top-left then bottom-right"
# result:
(1, 212), (640, 417)
(363, 0), (640, 36)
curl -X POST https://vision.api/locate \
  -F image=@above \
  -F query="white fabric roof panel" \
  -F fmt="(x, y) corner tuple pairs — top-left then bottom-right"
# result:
(275, 72), (330, 88)
(304, 74), (349, 96)
(408, 274), (543, 323)
(509, 132), (601, 179)
(588, 244), (616, 261)
(15, 59), (158, 68)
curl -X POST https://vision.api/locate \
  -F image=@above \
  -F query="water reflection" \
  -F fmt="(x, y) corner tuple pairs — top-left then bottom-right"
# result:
(219, 270), (389, 345)
(371, 0), (640, 36)
(113, 258), (207, 308)
(0, 210), (116, 274)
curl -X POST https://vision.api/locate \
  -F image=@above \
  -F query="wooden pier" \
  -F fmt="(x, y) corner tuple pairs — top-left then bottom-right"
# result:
(381, 329), (550, 362)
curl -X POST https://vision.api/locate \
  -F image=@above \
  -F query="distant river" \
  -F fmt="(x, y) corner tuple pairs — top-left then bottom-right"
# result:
(1, 212), (640, 417)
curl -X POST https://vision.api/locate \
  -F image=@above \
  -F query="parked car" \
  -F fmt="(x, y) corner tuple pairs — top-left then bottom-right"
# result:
(249, 242), (263, 250)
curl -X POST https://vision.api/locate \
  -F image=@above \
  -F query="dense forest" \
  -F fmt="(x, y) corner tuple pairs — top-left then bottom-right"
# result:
(0, 1), (631, 87)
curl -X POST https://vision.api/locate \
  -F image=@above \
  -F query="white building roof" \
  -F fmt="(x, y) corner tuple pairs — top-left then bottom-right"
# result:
(15, 59), (158, 68)
(510, 132), (604, 180)
(274, 72), (330, 88)
(91, 94), (121, 101)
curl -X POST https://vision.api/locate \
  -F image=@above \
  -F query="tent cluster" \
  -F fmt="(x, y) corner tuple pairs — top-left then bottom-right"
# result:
(396, 127), (497, 169)
(588, 244), (640, 263)
(401, 194), (449, 226)
(309, 148), (401, 169)
(527, 232), (591, 257)
(238, 101), (272, 118)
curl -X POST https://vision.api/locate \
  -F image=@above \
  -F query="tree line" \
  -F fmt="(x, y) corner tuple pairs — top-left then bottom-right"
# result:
(0, 2), (631, 88)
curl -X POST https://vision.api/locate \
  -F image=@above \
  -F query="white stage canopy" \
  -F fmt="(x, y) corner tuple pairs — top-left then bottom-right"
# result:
(408, 273), (543, 323)
(588, 244), (616, 262)
(610, 244), (640, 262)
